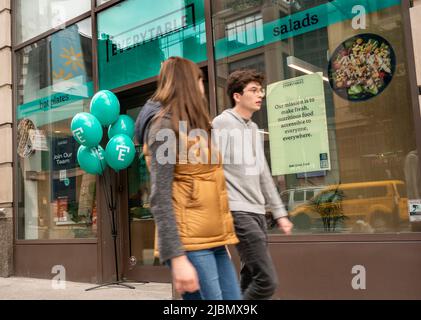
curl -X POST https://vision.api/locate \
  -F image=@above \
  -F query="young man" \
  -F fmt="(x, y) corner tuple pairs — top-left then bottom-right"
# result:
(212, 69), (293, 300)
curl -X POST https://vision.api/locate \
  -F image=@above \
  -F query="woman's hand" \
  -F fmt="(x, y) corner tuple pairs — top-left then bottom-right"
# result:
(171, 255), (200, 294)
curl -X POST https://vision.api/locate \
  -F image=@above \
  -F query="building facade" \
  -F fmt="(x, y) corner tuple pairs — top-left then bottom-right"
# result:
(1, 0), (421, 299)
(0, 0), (13, 278)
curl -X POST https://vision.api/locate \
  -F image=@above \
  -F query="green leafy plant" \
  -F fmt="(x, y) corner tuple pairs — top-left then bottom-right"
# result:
(309, 186), (347, 232)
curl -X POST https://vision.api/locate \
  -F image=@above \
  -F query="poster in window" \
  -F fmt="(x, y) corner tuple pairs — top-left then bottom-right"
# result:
(51, 137), (77, 203)
(327, 33), (396, 102)
(267, 73), (330, 176)
(408, 200), (421, 222)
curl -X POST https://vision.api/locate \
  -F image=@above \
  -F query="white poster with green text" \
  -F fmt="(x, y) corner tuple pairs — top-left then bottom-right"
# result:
(267, 73), (330, 176)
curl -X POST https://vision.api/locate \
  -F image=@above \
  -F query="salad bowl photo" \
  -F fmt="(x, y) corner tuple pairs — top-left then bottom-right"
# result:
(328, 33), (396, 102)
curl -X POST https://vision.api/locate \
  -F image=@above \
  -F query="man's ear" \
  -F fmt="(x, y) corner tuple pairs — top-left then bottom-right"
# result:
(233, 92), (242, 104)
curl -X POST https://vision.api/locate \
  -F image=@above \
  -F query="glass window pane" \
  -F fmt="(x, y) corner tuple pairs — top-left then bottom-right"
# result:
(14, 0), (91, 44)
(16, 19), (95, 240)
(212, 0), (418, 235)
(126, 105), (157, 266)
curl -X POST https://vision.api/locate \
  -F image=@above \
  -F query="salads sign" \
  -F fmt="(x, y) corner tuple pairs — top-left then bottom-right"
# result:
(267, 73), (331, 176)
(215, 0), (401, 59)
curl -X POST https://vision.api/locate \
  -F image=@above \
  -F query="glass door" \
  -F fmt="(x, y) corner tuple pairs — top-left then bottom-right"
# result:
(118, 84), (171, 283)
(126, 108), (157, 267)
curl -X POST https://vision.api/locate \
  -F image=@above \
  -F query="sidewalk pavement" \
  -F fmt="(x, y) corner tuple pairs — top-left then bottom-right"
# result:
(0, 277), (173, 300)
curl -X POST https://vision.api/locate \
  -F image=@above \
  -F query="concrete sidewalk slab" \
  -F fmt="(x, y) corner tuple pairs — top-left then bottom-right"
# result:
(0, 277), (173, 300)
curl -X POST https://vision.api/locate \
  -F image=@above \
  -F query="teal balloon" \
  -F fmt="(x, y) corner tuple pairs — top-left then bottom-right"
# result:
(105, 134), (136, 171)
(108, 115), (135, 139)
(90, 90), (120, 126)
(77, 145), (107, 175)
(71, 112), (103, 147)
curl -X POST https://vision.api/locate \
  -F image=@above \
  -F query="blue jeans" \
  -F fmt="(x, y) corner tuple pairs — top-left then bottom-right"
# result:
(170, 246), (242, 300)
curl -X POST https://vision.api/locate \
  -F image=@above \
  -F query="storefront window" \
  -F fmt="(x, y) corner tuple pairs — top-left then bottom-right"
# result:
(14, 0), (91, 44)
(212, 0), (419, 234)
(97, 0), (207, 90)
(16, 19), (96, 240)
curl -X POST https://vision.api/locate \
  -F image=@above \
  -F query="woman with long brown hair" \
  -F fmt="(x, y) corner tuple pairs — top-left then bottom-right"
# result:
(135, 57), (241, 300)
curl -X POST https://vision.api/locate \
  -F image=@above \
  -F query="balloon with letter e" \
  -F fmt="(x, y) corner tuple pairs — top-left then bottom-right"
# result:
(105, 134), (135, 171)
(71, 112), (103, 147)
(77, 145), (107, 175)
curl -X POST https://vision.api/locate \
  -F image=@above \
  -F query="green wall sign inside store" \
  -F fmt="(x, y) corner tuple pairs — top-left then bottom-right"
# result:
(97, 0), (207, 90)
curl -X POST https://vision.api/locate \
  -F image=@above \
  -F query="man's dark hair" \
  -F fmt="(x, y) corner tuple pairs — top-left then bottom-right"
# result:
(226, 69), (265, 107)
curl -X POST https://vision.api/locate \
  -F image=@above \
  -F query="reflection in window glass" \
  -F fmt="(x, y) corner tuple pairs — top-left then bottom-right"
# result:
(307, 190), (314, 199)
(294, 191), (304, 202)
(212, 0), (418, 235)
(226, 14), (263, 45)
(97, 0), (112, 6)
(14, 0), (91, 44)
(16, 19), (96, 240)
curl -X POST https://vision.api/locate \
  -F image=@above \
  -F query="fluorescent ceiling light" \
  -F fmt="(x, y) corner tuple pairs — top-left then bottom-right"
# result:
(287, 56), (329, 82)
(258, 130), (269, 135)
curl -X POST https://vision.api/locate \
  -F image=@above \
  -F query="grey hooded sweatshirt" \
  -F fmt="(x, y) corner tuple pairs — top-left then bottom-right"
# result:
(212, 109), (288, 220)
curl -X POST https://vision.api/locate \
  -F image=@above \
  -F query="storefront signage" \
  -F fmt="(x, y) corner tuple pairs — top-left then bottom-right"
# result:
(267, 73), (330, 175)
(215, 0), (401, 59)
(16, 22), (93, 123)
(105, 4), (195, 59)
(97, 0), (206, 90)
(17, 82), (94, 120)
(272, 13), (319, 37)
(39, 93), (70, 109)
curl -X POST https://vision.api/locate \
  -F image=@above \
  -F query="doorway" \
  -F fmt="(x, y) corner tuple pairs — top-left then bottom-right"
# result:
(116, 83), (171, 283)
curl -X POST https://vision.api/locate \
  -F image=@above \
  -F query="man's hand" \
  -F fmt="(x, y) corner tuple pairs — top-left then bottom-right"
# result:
(276, 217), (293, 235)
(171, 255), (200, 295)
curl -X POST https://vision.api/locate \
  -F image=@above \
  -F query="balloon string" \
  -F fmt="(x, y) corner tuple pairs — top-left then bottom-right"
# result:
(94, 147), (114, 226)
(105, 159), (119, 236)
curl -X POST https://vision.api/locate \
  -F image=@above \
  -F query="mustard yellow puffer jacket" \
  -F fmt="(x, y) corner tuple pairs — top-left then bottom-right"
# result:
(171, 161), (238, 250)
(143, 142), (238, 254)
